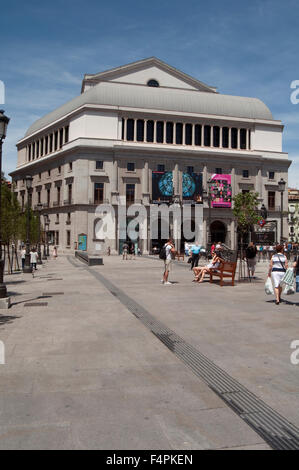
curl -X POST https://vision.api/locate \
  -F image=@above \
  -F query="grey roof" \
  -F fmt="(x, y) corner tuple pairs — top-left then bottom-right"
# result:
(24, 81), (274, 138)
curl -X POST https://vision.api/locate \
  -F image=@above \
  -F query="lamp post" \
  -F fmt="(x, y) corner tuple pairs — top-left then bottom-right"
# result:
(43, 214), (48, 259)
(278, 178), (286, 243)
(36, 203), (43, 264)
(207, 178), (213, 249)
(0, 110), (10, 299)
(45, 216), (50, 257)
(23, 175), (33, 273)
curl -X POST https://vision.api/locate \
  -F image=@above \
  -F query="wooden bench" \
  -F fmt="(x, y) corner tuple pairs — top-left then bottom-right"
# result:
(175, 253), (185, 261)
(209, 261), (237, 286)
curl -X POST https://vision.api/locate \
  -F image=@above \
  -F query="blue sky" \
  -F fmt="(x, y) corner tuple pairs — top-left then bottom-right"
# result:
(1, 0), (299, 187)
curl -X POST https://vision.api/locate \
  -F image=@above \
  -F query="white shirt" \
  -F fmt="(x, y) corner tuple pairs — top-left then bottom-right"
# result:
(21, 249), (26, 259)
(30, 251), (38, 263)
(165, 244), (173, 260)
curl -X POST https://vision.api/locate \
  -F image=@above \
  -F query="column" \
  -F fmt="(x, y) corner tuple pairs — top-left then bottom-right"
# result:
(124, 119), (127, 141)
(154, 120), (157, 143)
(142, 161), (150, 205)
(182, 123), (186, 146)
(173, 163), (180, 203)
(203, 165), (207, 189)
(228, 128), (231, 149)
(230, 219), (236, 250)
(237, 129), (240, 150)
(192, 124), (195, 146)
(133, 119), (136, 142)
(201, 125), (204, 147)
(211, 125), (214, 147)
(219, 126), (223, 148)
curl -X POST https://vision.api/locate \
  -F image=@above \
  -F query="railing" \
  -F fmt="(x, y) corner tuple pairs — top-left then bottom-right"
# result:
(53, 201), (61, 207)
(267, 206), (281, 212)
(63, 199), (74, 205)
(88, 198), (109, 205)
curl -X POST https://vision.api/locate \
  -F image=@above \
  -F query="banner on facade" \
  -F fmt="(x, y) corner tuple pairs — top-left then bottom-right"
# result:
(182, 172), (203, 204)
(152, 171), (173, 203)
(210, 174), (232, 208)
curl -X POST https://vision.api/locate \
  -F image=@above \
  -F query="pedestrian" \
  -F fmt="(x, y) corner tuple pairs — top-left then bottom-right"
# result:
(294, 255), (299, 293)
(129, 244), (135, 260)
(30, 247), (38, 271)
(52, 246), (57, 259)
(20, 246), (26, 270)
(190, 242), (201, 270)
(107, 246), (111, 256)
(245, 242), (257, 279)
(161, 238), (176, 285)
(122, 243), (128, 260)
(267, 244), (288, 305)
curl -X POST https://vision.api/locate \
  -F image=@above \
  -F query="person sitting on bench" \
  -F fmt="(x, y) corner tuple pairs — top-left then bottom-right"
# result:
(193, 251), (223, 283)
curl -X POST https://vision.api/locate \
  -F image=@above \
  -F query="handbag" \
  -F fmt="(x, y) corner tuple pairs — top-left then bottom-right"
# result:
(283, 284), (295, 295)
(280, 268), (295, 287)
(265, 277), (274, 295)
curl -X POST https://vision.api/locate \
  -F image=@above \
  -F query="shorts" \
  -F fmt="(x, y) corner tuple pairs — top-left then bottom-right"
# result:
(164, 259), (172, 271)
(247, 258), (256, 270)
(271, 271), (285, 289)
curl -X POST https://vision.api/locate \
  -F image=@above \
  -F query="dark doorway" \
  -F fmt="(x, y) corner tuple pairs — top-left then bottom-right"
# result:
(210, 221), (226, 243)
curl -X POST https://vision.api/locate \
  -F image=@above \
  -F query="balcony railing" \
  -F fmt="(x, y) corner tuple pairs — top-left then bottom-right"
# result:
(267, 206), (281, 212)
(63, 199), (74, 205)
(88, 198), (109, 205)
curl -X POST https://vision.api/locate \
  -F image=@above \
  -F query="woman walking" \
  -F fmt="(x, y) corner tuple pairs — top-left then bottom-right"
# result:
(268, 244), (288, 305)
(294, 255), (299, 294)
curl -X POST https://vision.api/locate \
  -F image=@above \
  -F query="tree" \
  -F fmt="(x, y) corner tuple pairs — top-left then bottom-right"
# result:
(233, 192), (260, 278)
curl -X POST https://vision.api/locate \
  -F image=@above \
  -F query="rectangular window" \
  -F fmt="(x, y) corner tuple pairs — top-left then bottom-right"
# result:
(242, 170), (249, 178)
(268, 191), (275, 209)
(49, 135), (53, 153)
(166, 122), (173, 144)
(55, 231), (59, 245)
(185, 124), (192, 145)
(146, 121), (154, 142)
(28, 145), (31, 161)
(68, 184), (72, 204)
(137, 120), (144, 142)
(32, 142), (35, 159)
(48, 170), (51, 177)
(157, 164), (165, 172)
(195, 125), (201, 146)
(38, 191), (41, 204)
(45, 136), (48, 154)
(231, 128), (238, 149)
(213, 126), (220, 147)
(240, 129), (247, 149)
(69, 162), (72, 171)
(126, 184), (135, 205)
(57, 187), (61, 204)
(94, 183), (104, 204)
(127, 162), (135, 172)
(176, 123), (183, 145)
(156, 121), (164, 143)
(56, 214), (59, 223)
(39, 173), (41, 180)
(58, 166), (61, 174)
(222, 127), (229, 148)
(269, 171), (275, 180)
(59, 129), (63, 148)
(40, 139), (44, 156)
(96, 161), (103, 170)
(47, 189), (50, 206)
(204, 125), (211, 146)
(36, 141), (40, 158)
(54, 131), (58, 151)
(64, 126), (69, 143)
(126, 119), (134, 141)
(66, 230), (71, 246)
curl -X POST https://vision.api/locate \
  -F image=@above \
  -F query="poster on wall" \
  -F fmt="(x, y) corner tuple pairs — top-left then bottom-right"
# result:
(152, 171), (173, 203)
(182, 172), (203, 204)
(210, 174), (232, 208)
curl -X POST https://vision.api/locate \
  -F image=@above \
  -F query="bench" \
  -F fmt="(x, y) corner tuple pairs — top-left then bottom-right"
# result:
(175, 253), (185, 261)
(209, 261), (237, 286)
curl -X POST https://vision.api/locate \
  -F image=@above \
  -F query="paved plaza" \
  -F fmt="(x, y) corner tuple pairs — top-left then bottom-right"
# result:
(0, 254), (298, 450)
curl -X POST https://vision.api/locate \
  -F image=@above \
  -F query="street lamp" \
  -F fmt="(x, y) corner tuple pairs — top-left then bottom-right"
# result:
(0, 110), (10, 299)
(36, 203), (43, 264)
(23, 175), (33, 273)
(44, 215), (50, 257)
(278, 178), (286, 243)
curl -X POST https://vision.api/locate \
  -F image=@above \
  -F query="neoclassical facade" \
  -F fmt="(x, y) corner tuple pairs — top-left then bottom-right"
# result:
(11, 57), (290, 253)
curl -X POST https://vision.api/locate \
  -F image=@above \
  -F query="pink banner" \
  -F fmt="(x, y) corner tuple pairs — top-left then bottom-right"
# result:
(210, 174), (232, 208)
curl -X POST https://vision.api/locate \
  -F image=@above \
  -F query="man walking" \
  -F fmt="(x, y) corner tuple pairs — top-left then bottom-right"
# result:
(190, 242), (201, 270)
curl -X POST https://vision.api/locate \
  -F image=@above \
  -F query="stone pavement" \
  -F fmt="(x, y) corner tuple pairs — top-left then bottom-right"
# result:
(0, 254), (298, 450)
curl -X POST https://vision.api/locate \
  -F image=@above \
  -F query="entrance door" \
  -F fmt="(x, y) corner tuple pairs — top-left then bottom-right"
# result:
(210, 221), (226, 244)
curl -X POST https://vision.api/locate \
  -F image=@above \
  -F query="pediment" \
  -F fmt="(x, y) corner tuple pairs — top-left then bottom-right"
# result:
(81, 57), (217, 94)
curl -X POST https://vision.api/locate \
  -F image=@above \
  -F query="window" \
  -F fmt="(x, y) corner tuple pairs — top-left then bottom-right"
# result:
(242, 189), (250, 194)
(55, 231), (59, 245)
(64, 126), (69, 143)
(137, 120), (144, 142)
(94, 183), (104, 204)
(147, 79), (159, 87)
(96, 161), (103, 170)
(215, 168), (222, 175)
(38, 191), (41, 204)
(32, 143), (35, 159)
(58, 166), (61, 174)
(240, 129), (247, 149)
(45, 136), (48, 154)
(40, 139), (44, 156)
(36, 141), (40, 158)
(57, 187), (61, 204)
(66, 230), (71, 247)
(127, 162), (135, 172)
(195, 125), (201, 146)
(59, 129), (63, 148)
(28, 145), (31, 161)
(56, 214), (59, 223)
(166, 122), (173, 144)
(157, 164), (165, 172)
(231, 128), (238, 149)
(146, 121), (154, 142)
(69, 162), (72, 172)
(185, 124), (192, 145)
(68, 184), (72, 204)
(204, 125), (211, 146)
(38, 172), (41, 180)
(49, 134), (53, 153)
(67, 213), (71, 224)
(126, 119), (134, 141)
(126, 184), (135, 205)
(54, 131), (58, 151)
(269, 171), (275, 180)
(47, 189), (50, 206)
(48, 170), (51, 177)
(156, 121), (164, 143)
(176, 123), (183, 145)
(242, 170), (249, 178)
(21, 194), (25, 210)
(213, 126), (220, 147)
(222, 127), (229, 148)
(268, 191), (275, 209)
(187, 166), (194, 174)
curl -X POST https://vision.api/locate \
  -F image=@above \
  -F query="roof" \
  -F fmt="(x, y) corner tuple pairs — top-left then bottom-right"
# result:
(24, 80), (274, 138)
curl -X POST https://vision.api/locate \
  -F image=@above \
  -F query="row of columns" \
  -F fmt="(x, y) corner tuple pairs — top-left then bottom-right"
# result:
(122, 118), (251, 151)
(27, 126), (69, 162)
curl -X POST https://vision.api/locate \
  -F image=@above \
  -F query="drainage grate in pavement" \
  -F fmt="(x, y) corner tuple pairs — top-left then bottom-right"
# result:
(72, 259), (299, 451)
(24, 302), (48, 307)
(42, 292), (64, 296)
(47, 278), (63, 281)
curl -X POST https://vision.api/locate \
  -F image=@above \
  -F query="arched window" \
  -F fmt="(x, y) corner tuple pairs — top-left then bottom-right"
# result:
(147, 79), (159, 87)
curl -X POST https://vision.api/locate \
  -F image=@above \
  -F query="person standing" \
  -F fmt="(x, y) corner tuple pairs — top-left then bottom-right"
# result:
(245, 242), (258, 279)
(20, 246), (26, 270)
(30, 248), (38, 271)
(162, 239), (176, 285)
(52, 246), (57, 259)
(294, 255), (299, 294)
(122, 243), (128, 260)
(268, 244), (288, 305)
(190, 242), (201, 270)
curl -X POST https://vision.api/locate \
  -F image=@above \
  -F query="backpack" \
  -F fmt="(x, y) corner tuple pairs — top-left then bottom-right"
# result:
(159, 246), (167, 260)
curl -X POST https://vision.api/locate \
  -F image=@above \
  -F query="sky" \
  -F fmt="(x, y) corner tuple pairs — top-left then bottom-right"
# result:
(1, 0), (299, 187)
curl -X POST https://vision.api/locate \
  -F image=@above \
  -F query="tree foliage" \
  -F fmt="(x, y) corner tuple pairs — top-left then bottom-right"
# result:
(232, 192), (260, 235)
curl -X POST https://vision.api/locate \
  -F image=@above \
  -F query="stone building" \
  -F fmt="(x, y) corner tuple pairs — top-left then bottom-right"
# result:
(288, 188), (299, 243)
(10, 57), (290, 253)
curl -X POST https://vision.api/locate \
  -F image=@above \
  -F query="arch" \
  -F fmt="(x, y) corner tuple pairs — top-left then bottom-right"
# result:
(147, 79), (159, 87)
(210, 220), (227, 244)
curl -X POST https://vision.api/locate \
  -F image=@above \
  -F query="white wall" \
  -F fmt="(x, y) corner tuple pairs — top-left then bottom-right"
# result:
(252, 125), (282, 152)
(69, 111), (119, 141)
